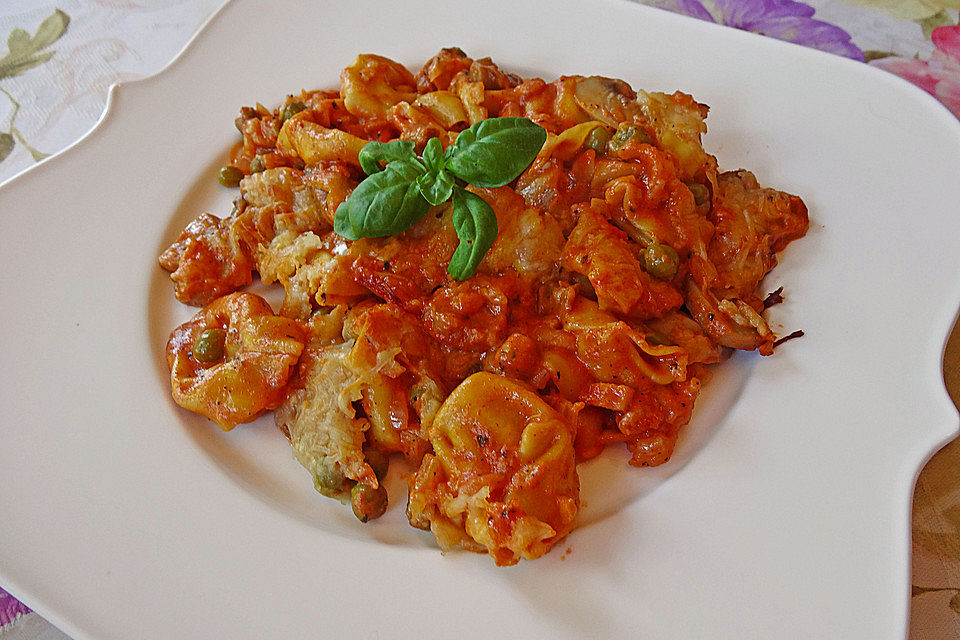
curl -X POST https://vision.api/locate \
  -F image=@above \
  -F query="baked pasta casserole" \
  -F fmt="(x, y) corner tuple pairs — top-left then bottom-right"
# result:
(160, 49), (808, 566)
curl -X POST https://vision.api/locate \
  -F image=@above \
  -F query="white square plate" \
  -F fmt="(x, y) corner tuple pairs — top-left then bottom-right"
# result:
(1, 1), (959, 638)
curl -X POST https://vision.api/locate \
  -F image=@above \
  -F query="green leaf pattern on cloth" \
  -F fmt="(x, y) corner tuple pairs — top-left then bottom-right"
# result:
(0, 131), (13, 162)
(0, 9), (69, 166)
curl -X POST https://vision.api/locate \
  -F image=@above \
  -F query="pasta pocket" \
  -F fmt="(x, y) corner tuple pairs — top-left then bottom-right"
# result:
(408, 372), (579, 566)
(166, 293), (306, 430)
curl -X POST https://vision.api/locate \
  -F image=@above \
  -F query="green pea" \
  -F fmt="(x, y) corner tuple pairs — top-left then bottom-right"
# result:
(686, 182), (710, 206)
(585, 127), (612, 154)
(351, 483), (388, 523)
(609, 124), (653, 151)
(280, 101), (307, 122)
(217, 165), (243, 188)
(312, 463), (348, 497)
(192, 327), (226, 363)
(249, 155), (266, 174)
(642, 243), (680, 280)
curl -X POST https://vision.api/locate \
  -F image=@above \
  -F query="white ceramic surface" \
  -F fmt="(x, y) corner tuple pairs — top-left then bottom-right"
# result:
(1, 1), (959, 638)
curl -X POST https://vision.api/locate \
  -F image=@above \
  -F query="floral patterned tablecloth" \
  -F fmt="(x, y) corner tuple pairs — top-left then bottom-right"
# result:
(1, 1), (958, 638)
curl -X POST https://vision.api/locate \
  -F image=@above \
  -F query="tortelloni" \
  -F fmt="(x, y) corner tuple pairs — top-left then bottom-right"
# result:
(407, 373), (579, 566)
(160, 49), (808, 565)
(166, 293), (306, 430)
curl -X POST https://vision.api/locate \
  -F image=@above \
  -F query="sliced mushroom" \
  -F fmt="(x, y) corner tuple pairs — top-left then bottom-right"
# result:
(573, 75), (638, 127)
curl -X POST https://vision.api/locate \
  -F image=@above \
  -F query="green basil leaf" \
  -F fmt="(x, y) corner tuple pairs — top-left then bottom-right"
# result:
(332, 202), (354, 238)
(422, 137), (445, 174)
(446, 117), (547, 188)
(417, 169), (454, 206)
(443, 142), (457, 162)
(334, 160), (429, 240)
(358, 139), (417, 175)
(448, 186), (498, 280)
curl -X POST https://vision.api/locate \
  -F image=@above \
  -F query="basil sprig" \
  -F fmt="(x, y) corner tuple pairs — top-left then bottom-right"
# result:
(334, 117), (547, 280)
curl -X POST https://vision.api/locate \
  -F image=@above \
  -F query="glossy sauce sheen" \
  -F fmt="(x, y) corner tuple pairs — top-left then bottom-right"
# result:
(160, 49), (808, 565)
